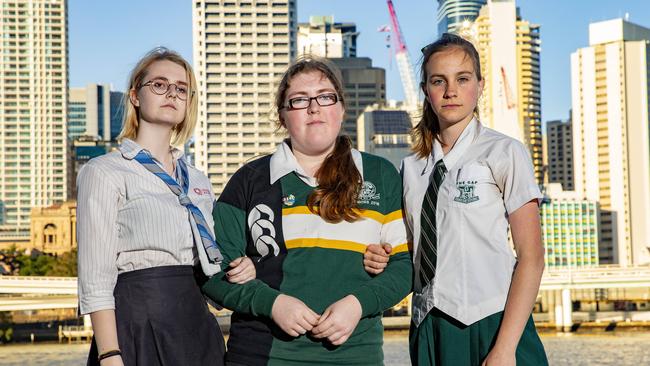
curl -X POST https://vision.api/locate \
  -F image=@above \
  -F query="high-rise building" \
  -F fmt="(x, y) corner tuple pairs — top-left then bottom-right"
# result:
(297, 15), (357, 58)
(470, 0), (543, 183)
(192, 0), (297, 194)
(357, 102), (412, 169)
(109, 90), (124, 141)
(546, 116), (574, 190)
(68, 85), (122, 199)
(69, 84), (123, 142)
(437, 0), (486, 35)
(69, 136), (114, 198)
(330, 58), (385, 147)
(0, 0), (68, 234)
(541, 184), (599, 268)
(571, 18), (650, 266)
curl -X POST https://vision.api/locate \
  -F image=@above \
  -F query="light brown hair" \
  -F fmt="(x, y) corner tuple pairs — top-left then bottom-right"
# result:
(274, 56), (362, 223)
(413, 33), (482, 159)
(117, 47), (198, 146)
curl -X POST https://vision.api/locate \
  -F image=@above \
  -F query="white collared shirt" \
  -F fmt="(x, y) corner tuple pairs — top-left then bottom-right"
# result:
(403, 119), (542, 326)
(270, 139), (364, 186)
(76, 138), (216, 314)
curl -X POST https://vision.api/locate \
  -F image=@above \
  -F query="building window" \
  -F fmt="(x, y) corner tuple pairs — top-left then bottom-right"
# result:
(43, 223), (57, 246)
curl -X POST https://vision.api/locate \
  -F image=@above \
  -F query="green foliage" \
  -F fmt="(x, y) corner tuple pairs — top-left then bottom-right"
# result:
(3, 327), (12, 342)
(48, 249), (78, 277)
(0, 327), (13, 343)
(0, 248), (77, 277)
(17, 253), (53, 276)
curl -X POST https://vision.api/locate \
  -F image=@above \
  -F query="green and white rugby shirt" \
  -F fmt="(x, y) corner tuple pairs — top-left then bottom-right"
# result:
(202, 141), (412, 366)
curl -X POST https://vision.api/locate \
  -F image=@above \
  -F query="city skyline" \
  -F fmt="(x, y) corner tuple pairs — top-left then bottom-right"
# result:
(4, 0), (649, 268)
(69, 0), (650, 122)
(3, 3), (650, 359)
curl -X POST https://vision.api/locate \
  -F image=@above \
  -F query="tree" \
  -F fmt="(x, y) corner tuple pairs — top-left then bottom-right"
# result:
(2, 247), (77, 277)
(48, 249), (78, 277)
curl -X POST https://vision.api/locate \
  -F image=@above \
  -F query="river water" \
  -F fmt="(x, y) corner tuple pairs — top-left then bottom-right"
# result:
(0, 332), (648, 365)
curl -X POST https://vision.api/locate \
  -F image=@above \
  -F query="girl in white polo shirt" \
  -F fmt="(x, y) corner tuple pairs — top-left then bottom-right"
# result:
(365, 33), (548, 365)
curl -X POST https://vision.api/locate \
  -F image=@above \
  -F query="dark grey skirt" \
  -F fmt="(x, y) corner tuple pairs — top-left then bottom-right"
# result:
(87, 265), (225, 366)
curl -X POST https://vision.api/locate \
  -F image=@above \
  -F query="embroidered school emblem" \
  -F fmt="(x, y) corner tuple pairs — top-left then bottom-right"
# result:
(454, 181), (479, 204)
(358, 181), (381, 207)
(282, 194), (296, 206)
(359, 181), (381, 201)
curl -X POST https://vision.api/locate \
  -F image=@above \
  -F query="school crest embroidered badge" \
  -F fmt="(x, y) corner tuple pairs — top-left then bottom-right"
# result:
(358, 181), (381, 207)
(359, 181), (380, 201)
(454, 181), (479, 204)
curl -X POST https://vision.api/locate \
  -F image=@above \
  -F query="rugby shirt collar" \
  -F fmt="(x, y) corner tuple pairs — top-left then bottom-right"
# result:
(270, 139), (364, 187)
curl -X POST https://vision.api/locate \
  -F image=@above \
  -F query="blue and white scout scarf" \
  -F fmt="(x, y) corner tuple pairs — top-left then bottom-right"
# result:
(134, 150), (223, 276)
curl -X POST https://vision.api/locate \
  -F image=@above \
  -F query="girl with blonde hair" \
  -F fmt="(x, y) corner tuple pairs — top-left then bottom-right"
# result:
(77, 47), (255, 366)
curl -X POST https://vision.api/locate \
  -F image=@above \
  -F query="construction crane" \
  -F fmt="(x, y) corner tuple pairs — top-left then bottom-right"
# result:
(500, 66), (517, 109)
(385, 0), (419, 109)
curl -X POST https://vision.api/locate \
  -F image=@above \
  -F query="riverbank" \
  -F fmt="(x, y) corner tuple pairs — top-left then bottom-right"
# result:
(5, 312), (650, 345)
(384, 315), (650, 333)
(1, 332), (649, 366)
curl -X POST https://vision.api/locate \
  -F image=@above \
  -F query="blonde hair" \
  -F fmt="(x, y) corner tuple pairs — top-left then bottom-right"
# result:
(117, 47), (198, 146)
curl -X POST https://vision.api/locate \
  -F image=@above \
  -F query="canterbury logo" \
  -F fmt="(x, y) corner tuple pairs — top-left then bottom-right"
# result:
(247, 204), (280, 259)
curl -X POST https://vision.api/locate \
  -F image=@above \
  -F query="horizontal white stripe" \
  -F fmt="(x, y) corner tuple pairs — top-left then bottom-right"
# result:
(282, 214), (382, 246)
(381, 218), (408, 248)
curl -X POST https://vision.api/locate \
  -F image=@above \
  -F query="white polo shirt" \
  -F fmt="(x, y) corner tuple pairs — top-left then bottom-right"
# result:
(403, 119), (542, 326)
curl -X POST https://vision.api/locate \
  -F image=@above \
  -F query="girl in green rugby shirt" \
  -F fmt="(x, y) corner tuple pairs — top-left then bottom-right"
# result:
(202, 56), (412, 365)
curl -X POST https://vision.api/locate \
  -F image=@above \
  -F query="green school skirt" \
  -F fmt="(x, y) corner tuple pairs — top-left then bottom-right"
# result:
(409, 308), (548, 366)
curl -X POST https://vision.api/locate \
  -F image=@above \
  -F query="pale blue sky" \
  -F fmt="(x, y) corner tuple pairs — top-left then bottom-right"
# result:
(69, 0), (650, 122)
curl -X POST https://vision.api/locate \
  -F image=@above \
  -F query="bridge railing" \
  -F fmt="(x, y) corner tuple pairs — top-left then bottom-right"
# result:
(2, 265), (650, 295)
(0, 275), (77, 295)
(541, 266), (650, 289)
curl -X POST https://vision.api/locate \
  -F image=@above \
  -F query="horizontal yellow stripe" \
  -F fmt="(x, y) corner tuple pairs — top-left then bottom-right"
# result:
(282, 206), (314, 216)
(361, 209), (384, 223)
(282, 206), (403, 224)
(391, 243), (409, 255)
(285, 238), (367, 254)
(384, 209), (404, 224)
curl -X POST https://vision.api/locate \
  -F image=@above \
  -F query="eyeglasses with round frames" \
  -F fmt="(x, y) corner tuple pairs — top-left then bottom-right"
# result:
(281, 93), (339, 110)
(138, 78), (193, 101)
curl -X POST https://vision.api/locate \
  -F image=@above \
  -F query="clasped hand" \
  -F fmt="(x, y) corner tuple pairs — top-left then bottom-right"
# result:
(271, 294), (362, 346)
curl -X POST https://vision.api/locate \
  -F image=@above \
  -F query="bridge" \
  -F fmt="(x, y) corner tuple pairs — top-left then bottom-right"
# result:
(0, 276), (77, 311)
(0, 276), (77, 295)
(538, 266), (650, 331)
(540, 266), (650, 290)
(1, 266), (650, 331)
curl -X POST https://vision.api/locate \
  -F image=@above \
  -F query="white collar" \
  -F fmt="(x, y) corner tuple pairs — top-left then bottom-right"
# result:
(119, 138), (184, 161)
(430, 117), (480, 172)
(269, 139), (364, 187)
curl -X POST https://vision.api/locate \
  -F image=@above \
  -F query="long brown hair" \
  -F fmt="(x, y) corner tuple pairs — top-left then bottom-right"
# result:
(274, 56), (362, 223)
(412, 33), (482, 159)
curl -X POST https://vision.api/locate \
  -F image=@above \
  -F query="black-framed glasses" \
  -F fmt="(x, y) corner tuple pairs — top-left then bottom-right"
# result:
(139, 78), (193, 101)
(281, 93), (339, 110)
